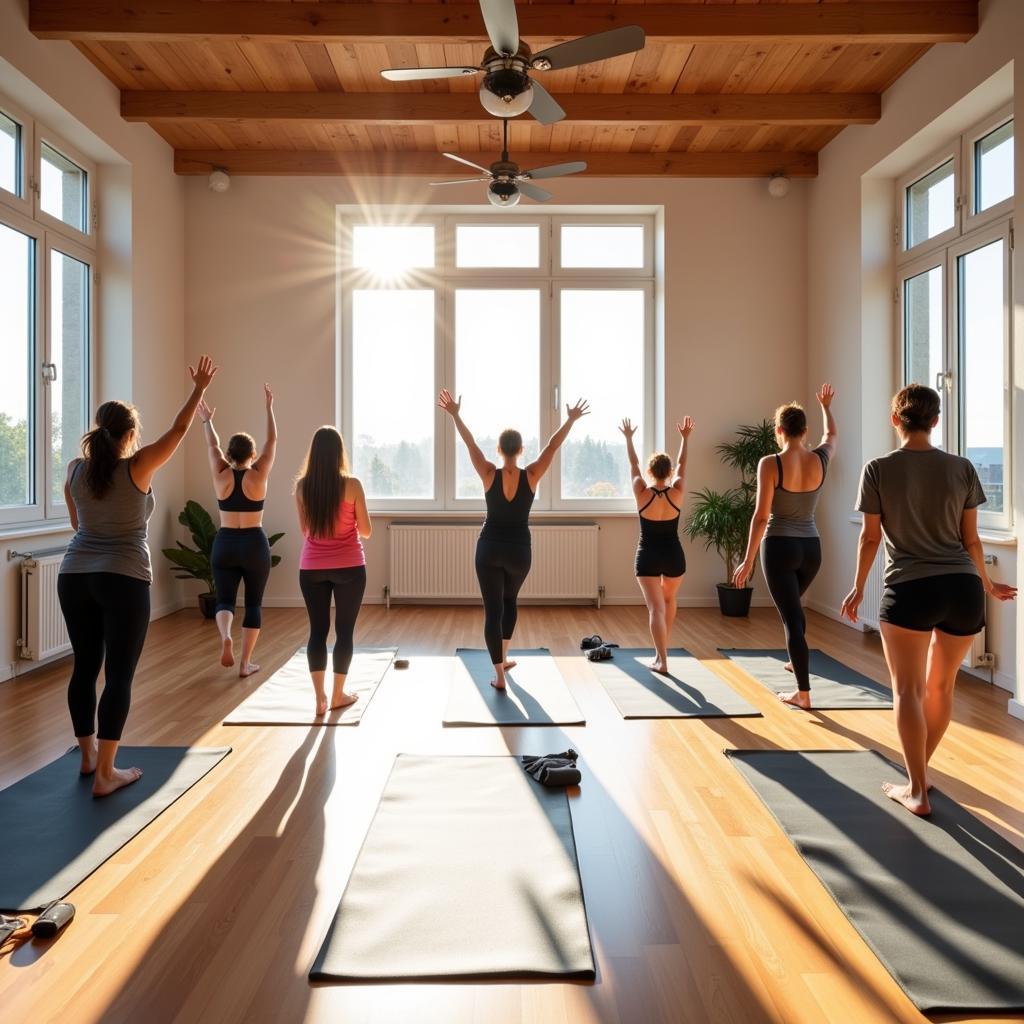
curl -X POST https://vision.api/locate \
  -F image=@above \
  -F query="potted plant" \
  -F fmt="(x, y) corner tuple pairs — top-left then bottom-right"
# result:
(684, 420), (777, 617)
(162, 500), (284, 618)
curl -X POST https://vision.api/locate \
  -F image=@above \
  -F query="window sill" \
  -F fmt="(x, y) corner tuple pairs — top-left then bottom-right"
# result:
(0, 521), (74, 545)
(978, 531), (1017, 547)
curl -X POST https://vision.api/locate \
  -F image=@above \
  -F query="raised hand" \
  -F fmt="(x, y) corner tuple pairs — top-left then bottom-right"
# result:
(189, 355), (218, 392)
(197, 399), (215, 423)
(566, 398), (590, 422)
(437, 389), (461, 418)
(988, 581), (1018, 602)
(816, 383), (835, 409)
(677, 416), (695, 438)
(264, 383), (274, 408)
(840, 585), (862, 623)
(618, 417), (636, 439)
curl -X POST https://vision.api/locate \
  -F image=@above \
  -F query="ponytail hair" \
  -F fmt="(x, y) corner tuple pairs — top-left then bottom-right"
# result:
(295, 426), (349, 539)
(774, 402), (807, 439)
(81, 401), (141, 497)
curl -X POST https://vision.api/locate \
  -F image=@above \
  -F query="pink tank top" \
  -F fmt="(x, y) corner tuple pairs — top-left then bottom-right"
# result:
(300, 499), (365, 570)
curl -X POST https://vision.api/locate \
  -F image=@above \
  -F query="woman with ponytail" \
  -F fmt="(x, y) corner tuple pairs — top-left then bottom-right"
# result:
(59, 355), (218, 796)
(294, 426), (371, 716)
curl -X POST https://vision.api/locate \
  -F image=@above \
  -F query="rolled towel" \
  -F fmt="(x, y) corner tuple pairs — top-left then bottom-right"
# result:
(521, 749), (581, 787)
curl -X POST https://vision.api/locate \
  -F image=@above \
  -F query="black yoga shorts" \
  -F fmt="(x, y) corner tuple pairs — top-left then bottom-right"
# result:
(878, 573), (985, 636)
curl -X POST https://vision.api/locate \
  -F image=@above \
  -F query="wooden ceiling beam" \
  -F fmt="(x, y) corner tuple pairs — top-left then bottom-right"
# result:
(174, 149), (818, 178)
(123, 91), (880, 127)
(32, 1), (978, 45)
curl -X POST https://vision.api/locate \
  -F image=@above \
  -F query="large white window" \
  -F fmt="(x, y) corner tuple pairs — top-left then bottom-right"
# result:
(897, 109), (1013, 530)
(338, 213), (655, 511)
(0, 93), (94, 528)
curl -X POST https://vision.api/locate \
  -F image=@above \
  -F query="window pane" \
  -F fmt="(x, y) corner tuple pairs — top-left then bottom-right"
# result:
(0, 222), (34, 508)
(560, 289), (645, 498)
(350, 289), (434, 499)
(456, 224), (539, 268)
(351, 224), (434, 276)
(561, 224), (645, 268)
(903, 266), (944, 449)
(960, 240), (1004, 513)
(50, 249), (89, 508)
(41, 142), (87, 234)
(454, 289), (540, 498)
(975, 120), (1013, 212)
(906, 159), (954, 248)
(0, 111), (19, 196)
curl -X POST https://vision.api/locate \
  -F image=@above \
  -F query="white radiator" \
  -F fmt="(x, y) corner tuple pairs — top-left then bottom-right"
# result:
(388, 523), (600, 605)
(19, 553), (71, 662)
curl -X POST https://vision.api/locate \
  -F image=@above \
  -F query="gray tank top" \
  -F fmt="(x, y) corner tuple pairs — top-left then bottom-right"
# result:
(764, 446), (830, 540)
(61, 460), (156, 581)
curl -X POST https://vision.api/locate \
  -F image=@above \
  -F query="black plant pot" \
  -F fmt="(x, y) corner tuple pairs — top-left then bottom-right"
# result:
(717, 583), (753, 618)
(197, 592), (217, 620)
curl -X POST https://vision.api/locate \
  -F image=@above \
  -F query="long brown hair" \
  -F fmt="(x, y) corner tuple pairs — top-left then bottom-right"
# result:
(295, 426), (349, 539)
(81, 401), (141, 497)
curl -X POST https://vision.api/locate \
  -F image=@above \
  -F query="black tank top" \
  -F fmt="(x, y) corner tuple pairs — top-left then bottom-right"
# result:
(637, 488), (681, 546)
(218, 468), (265, 512)
(480, 468), (534, 545)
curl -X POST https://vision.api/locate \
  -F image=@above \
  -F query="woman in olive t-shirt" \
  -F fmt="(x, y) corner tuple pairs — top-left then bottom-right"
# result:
(841, 385), (1016, 817)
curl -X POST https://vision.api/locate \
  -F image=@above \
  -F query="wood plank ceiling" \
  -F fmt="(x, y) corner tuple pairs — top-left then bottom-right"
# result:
(30, 0), (979, 177)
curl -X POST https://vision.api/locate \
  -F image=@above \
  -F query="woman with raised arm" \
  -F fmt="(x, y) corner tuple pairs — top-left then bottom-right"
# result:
(294, 426), (371, 717)
(439, 389), (590, 690)
(59, 355), (218, 796)
(841, 385), (1015, 816)
(620, 416), (694, 673)
(198, 383), (277, 678)
(734, 384), (837, 709)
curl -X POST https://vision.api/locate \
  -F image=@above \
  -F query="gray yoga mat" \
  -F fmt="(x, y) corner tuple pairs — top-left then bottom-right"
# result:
(729, 749), (1024, 1013)
(720, 648), (892, 709)
(0, 746), (231, 912)
(224, 647), (396, 725)
(310, 754), (595, 982)
(443, 649), (585, 727)
(590, 648), (760, 718)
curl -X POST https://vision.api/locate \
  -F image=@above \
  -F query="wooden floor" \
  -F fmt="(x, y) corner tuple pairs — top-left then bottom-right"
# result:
(1, 604), (1022, 1024)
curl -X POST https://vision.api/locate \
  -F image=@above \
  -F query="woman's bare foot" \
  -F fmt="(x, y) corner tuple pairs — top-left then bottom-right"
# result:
(79, 738), (99, 776)
(93, 765), (143, 798)
(490, 679), (507, 690)
(778, 690), (812, 710)
(648, 658), (669, 674)
(220, 637), (235, 668)
(784, 662), (793, 673)
(881, 781), (931, 816)
(330, 691), (359, 710)
(502, 659), (517, 671)
(314, 694), (328, 716)
(239, 662), (260, 679)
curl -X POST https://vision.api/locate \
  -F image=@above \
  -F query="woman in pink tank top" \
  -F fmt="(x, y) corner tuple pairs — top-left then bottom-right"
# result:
(295, 426), (371, 716)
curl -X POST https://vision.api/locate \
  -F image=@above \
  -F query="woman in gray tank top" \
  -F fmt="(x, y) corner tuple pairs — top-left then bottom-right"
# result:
(59, 355), (218, 797)
(842, 385), (1016, 817)
(734, 385), (837, 708)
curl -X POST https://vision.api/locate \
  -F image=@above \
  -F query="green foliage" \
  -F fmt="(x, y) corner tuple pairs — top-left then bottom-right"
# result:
(161, 500), (285, 592)
(685, 421), (778, 585)
(0, 414), (29, 507)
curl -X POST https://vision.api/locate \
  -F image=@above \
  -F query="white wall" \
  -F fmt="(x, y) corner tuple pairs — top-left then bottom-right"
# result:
(0, 0), (185, 682)
(183, 174), (807, 608)
(807, 0), (1023, 696)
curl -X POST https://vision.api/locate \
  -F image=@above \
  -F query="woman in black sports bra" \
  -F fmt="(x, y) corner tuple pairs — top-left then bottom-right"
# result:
(439, 388), (589, 690)
(621, 416), (694, 674)
(198, 384), (277, 677)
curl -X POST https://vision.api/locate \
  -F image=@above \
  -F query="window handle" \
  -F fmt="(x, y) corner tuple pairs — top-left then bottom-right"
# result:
(553, 384), (560, 411)
(41, 362), (57, 383)
(934, 370), (951, 392)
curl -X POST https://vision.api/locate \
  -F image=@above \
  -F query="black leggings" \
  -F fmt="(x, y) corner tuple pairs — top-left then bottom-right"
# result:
(299, 566), (366, 674)
(57, 572), (151, 741)
(212, 527), (271, 629)
(761, 536), (822, 692)
(475, 539), (532, 664)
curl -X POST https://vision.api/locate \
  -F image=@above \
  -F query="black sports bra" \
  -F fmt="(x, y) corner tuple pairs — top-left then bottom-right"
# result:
(218, 468), (265, 512)
(638, 487), (680, 517)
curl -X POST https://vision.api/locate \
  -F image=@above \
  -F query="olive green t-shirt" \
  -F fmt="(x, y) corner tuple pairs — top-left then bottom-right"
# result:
(855, 448), (986, 586)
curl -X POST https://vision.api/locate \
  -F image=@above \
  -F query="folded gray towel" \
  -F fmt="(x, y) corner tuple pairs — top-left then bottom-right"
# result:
(521, 749), (581, 787)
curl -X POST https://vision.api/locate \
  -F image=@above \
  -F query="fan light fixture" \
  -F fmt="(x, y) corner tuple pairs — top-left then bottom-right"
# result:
(479, 79), (534, 118)
(488, 181), (521, 207)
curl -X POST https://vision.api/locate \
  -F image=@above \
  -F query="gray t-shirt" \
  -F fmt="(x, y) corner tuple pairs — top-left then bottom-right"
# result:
(855, 448), (985, 586)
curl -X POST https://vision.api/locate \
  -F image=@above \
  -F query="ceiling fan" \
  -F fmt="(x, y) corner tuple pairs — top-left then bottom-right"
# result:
(431, 119), (586, 206)
(380, 0), (644, 126)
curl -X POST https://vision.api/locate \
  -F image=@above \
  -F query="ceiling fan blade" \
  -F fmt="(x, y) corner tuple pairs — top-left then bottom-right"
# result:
(523, 160), (587, 180)
(516, 181), (553, 203)
(442, 152), (492, 174)
(531, 26), (645, 71)
(479, 0), (520, 56)
(527, 81), (566, 126)
(381, 66), (480, 82)
(430, 177), (491, 186)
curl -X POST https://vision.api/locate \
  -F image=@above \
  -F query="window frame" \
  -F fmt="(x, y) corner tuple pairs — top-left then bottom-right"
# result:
(964, 104), (1014, 231)
(34, 127), (97, 249)
(897, 147), (961, 257)
(336, 210), (657, 513)
(0, 95), (34, 219)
